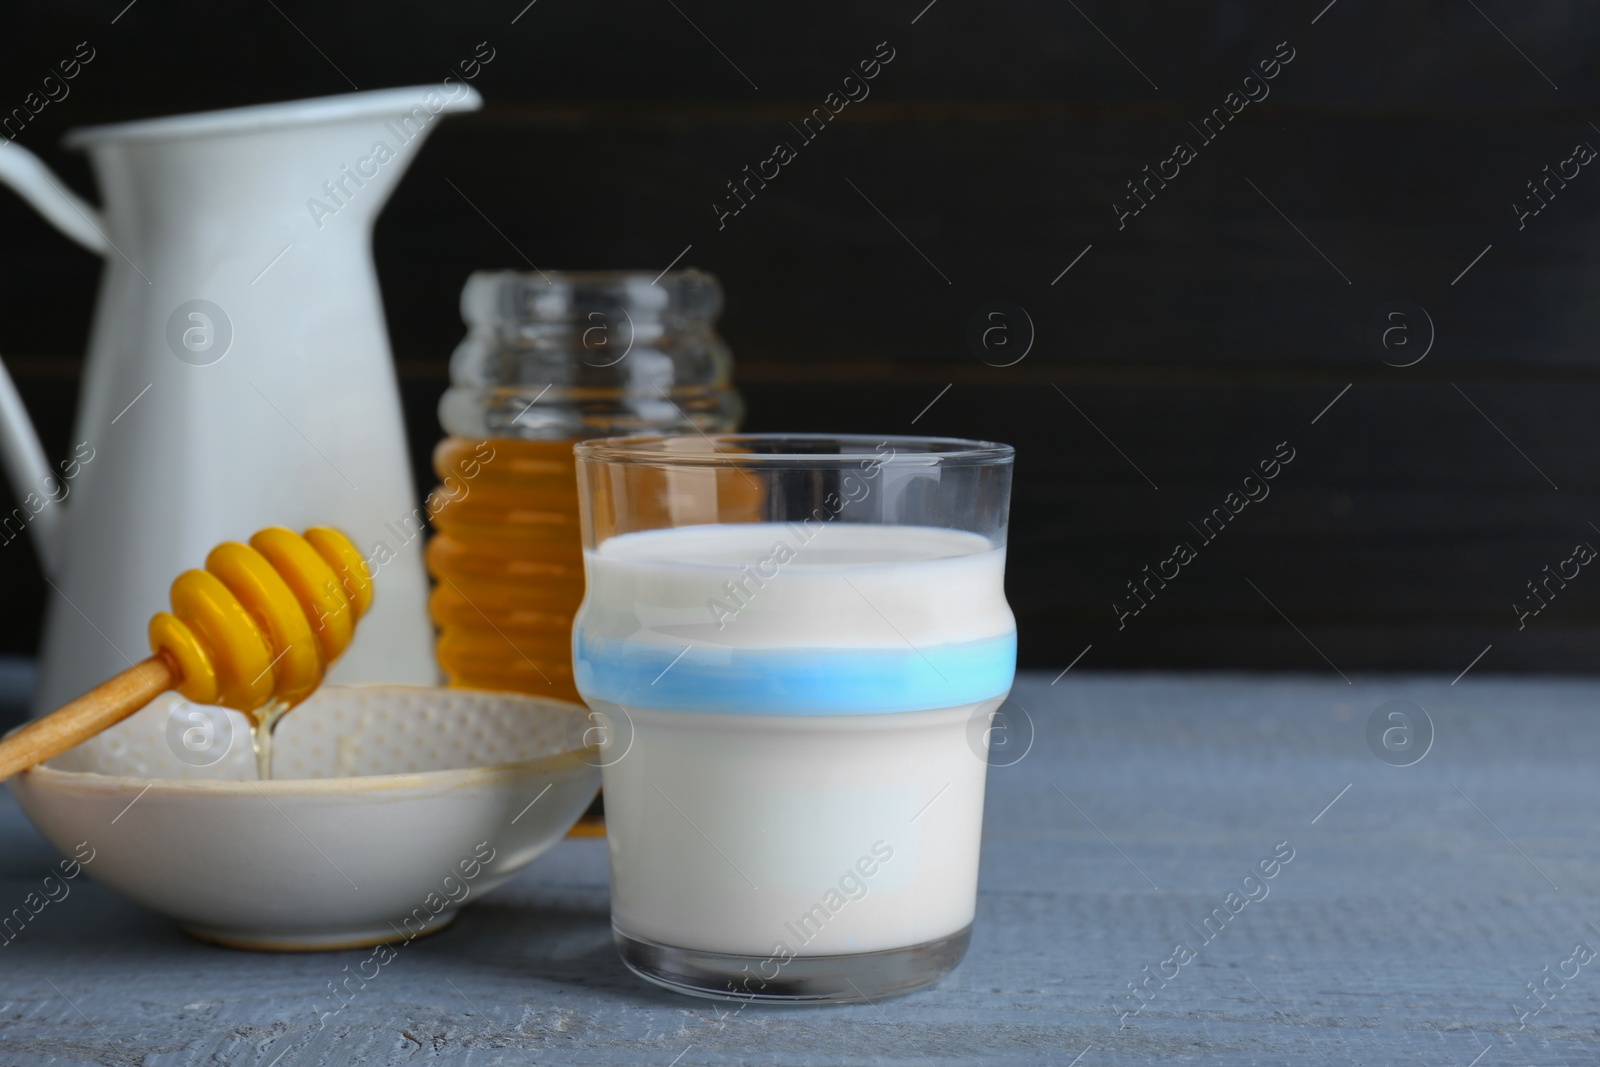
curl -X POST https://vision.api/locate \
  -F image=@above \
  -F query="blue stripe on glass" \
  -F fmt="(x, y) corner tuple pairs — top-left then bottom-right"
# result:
(573, 632), (1016, 715)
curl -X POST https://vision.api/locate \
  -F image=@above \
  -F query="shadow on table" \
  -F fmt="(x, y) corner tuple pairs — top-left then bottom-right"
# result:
(1, 878), (816, 1017)
(437, 898), (752, 1008)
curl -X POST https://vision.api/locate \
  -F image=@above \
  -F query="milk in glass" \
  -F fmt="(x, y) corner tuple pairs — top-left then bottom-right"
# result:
(575, 522), (1015, 958)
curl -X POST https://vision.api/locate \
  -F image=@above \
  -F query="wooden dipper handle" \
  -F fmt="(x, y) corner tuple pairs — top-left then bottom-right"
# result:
(0, 655), (175, 781)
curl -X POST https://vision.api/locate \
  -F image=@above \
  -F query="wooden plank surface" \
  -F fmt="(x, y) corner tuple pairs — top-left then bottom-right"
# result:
(2, 670), (1599, 1065)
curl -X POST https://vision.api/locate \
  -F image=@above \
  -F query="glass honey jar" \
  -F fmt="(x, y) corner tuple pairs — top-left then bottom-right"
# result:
(428, 270), (743, 703)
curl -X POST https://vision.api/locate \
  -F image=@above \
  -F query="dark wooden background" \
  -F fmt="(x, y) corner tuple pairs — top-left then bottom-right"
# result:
(1, 1), (1597, 676)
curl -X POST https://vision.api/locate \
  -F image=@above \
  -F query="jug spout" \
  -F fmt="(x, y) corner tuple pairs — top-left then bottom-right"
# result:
(64, 83), (483, 234)
(300, 84), (484, 227)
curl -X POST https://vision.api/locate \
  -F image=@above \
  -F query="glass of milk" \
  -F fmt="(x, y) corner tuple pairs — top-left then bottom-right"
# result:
(572, 434), (1014, 1002)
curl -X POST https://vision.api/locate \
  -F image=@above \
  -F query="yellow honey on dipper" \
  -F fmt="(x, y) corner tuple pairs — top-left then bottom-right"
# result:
(0, 526), (371, 781)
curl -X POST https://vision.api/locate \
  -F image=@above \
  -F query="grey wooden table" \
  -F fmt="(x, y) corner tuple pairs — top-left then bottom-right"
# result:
(3, 670), (1599, 1066)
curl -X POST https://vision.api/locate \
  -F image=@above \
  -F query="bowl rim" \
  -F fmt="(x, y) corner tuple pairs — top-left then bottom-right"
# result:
(12, 685), (601, 796)
(13, 745), (597, 797)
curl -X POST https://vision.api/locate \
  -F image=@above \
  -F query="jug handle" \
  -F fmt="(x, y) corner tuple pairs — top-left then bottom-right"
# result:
(0, 367), (62, 576)
(0, 140), (108, 254)
(0, 141), (110, 577)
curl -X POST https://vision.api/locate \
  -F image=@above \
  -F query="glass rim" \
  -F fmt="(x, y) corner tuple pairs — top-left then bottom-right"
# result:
(573, 432), (1013, 467)
(465, 267), (713, 285)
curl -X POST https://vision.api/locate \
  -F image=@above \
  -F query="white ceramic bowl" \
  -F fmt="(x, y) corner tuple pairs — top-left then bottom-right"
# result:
(8, 686), (600, 950)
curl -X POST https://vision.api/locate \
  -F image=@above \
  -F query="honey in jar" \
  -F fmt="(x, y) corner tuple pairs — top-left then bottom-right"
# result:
(428, 270), (742, 701)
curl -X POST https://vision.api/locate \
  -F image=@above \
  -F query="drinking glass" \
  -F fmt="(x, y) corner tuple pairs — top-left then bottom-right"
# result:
(572, 434), (1015, 1002)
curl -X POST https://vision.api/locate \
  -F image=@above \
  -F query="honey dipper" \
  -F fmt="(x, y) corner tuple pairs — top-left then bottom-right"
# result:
(0, 526), (371, 780)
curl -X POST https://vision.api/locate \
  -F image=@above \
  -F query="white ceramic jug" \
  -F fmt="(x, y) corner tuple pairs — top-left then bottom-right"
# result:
(0, 85), (480, 712)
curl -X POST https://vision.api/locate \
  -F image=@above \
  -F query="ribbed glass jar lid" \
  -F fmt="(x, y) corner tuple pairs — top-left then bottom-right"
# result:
(440, 269), (742, 440)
